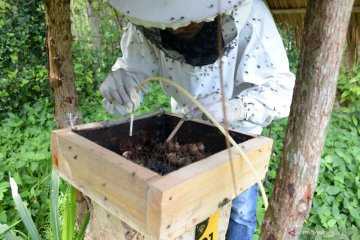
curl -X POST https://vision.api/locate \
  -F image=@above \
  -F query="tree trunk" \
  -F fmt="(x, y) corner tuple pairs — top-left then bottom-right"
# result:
(44, 0), (79, 129)
(45, 0), (89, 226)
(260, 0), (354, 239)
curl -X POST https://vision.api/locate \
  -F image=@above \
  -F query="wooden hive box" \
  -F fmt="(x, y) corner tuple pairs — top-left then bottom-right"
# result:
(51, 110), (272, 239)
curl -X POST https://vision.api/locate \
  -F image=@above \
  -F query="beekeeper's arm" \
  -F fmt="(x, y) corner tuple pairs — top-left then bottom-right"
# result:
(234, 0), (295, 126)
(189, 0), (295, 127)
(100, 24), (159, 115)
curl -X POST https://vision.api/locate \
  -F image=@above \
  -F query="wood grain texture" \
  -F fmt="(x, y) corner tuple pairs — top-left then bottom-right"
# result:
(44, 0), (78, 129)
(53, 130), (159, 234)
(149, 137), (272, 239)
(52, 115), (272, 239)
(260, 0), (354, 239)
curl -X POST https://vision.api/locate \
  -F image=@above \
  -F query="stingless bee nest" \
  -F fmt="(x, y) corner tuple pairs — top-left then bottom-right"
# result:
(120, 139), (207, 175)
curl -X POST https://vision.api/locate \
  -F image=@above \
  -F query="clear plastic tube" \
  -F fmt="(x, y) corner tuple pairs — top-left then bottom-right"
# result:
(129, 113), (134, 136)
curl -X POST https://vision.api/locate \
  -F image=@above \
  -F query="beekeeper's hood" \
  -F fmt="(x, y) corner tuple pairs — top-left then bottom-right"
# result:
(107, 0), (253, 30)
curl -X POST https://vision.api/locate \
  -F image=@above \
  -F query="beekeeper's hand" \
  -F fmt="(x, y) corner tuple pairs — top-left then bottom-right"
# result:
(99, 69), (141, 115)
(187, 92), (247, 123)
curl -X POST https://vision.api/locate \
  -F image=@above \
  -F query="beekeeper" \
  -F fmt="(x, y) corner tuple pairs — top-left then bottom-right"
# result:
(100, 0), (295, 239)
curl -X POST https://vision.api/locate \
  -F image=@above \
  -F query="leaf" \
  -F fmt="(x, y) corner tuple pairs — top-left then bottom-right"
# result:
(319, 214), (328, 226)
(315, 234), (322, 240)
(307, 214), (319, 224)
(315, 185), (325, 195)
(75, 212), (90, 240)
(12, 172), (22, 186)
(69, 186), (77, 238)
(333, 141), (347, 149)
(352, 115), (358, 126)
(344, 198), (352, 209)
(334, 148), (345, 158)
(333, 175), (344, 184)
(0, 152), (5, 161)
(0, 181), (9, 201)
(323, 162), (333, 171)
(324, 195), (335, 205)
(4, 230), (18, 240)
(30, 162), (39, 172)
(351, 235), (360, 240)
(61, 192), (69, 240)
(15, 160), (26, 169)
(331, 199), (339, 209)
(0, 211), (8, 223)
(324, 154), (336, 164)
(50, 168), (61, 240)
(0, 221), (21, 240)
(327, 219), (336, 228)
(333, 158), (343, 168)
(256, 208), (265, 226)
(24, 151), (35, 160)
(349, 208), (360, 220)
(7, 112), (15, 118)
(0, 223), (11, 235)
(62, 185), (77, 240)
(9, 176), (42, 240)
(327, 186), (341, 195)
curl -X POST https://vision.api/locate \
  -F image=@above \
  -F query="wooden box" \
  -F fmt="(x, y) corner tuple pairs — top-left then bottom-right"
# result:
(51, 110), (272, 239)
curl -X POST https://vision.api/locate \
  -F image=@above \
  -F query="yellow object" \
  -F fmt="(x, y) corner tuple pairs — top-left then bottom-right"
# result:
(135, 77), (269, 209)
(195, 210), (219, 240)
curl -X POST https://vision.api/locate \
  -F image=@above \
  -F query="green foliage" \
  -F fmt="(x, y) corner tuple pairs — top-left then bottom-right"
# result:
(0, 1), (47, 115)
(61, 186), (76, 240)
(71, 0), (128, 122)
(0, 2), (53, 236)
(137, 83), (171, 114)
(254, 111), (360, 238)
(9, 176), (42, 240)
(75, 212), (90, 240)
(71, 0), (123, 86)
(8, 174), (88, 240)
(337, 66), (360, 112)
(50, 169), (60, 240)
(261, 118), (288, 194)
(0, 221), (22, 239)
(306, 112), (360, 232)
(278, 25), (299, 73)
(0, 2), (168, 236)
(0, 100), (54, 232)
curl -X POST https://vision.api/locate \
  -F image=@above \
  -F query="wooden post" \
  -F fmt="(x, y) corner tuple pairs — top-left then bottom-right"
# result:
(260, 0), (354, 239)
(44, 0), (79, 129)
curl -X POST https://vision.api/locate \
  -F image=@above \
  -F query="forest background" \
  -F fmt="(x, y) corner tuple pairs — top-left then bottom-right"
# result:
(0, 0), (359, 239)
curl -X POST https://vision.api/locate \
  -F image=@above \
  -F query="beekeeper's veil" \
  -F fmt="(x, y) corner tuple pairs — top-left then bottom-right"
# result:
(107, 0), (253, 30)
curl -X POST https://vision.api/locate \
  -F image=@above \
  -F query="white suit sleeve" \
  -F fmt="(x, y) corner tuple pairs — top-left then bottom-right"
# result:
(235, 0), (295, 127)
(111, 24), (159, 95)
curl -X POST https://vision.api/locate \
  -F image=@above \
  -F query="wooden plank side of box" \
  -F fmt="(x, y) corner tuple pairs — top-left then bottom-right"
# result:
(148, 137), (272, 240)
(51, 129), (160, 235)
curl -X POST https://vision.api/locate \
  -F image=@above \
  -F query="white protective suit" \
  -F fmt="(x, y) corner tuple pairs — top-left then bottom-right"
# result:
(103, 0), (295, 134)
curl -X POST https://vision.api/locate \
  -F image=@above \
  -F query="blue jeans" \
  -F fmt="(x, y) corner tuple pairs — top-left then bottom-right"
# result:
(225, 184), (259, 240)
